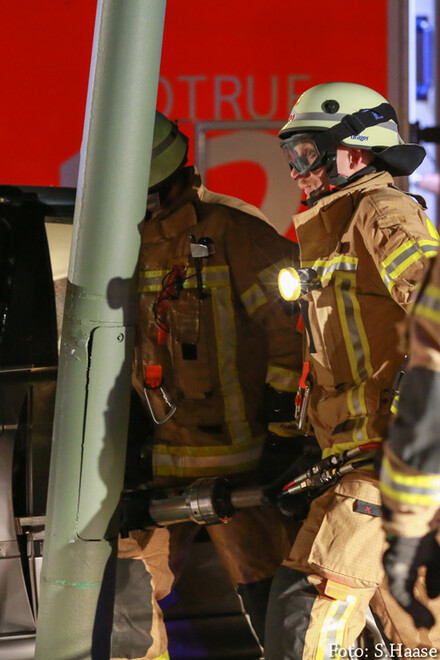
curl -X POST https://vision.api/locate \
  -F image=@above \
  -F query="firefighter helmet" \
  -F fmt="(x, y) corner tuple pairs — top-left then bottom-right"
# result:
(149, 111), (189, 191)
(279, 82), (425, 177)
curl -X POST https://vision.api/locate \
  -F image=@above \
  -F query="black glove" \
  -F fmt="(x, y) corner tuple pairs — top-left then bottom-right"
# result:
(274, 486), (327, 521)
(383, 533), (440, 629)
(261, 435), (322, 520)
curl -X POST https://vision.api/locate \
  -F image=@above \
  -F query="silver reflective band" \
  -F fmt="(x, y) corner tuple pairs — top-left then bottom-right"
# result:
(291, 111), (399, 133)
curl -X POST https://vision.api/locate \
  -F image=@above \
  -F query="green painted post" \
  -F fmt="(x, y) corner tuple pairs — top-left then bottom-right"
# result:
(34, 1), (167, 658)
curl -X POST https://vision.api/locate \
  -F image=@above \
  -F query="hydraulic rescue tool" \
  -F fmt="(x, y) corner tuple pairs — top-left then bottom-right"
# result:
(120, 442), (380, 533)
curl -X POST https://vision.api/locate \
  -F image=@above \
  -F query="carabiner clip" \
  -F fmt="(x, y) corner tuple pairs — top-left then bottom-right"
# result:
(143, 364), (177, 425)
(143, 385), (176, 425)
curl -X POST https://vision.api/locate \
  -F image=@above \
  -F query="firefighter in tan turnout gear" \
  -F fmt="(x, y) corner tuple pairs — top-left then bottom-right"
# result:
(381, 248), (440, 631)
(264, 82), (440, 659)
(110, 112), (304, 660)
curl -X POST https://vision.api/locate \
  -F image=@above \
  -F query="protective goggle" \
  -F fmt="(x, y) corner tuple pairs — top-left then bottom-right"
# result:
(279, 133), (328, 176)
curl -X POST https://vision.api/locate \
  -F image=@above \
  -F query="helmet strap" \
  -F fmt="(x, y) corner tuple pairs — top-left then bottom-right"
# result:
(314, 103), (398, 154)
(306, 154), (377, 207)
(325, 151), (349, 187)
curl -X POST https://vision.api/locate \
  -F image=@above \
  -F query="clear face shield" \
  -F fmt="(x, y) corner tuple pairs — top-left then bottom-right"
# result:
(280, 133), (327, 175)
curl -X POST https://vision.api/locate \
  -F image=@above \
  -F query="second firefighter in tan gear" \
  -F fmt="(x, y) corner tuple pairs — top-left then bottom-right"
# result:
(381, 246), (440, 630)
(111, 112), (304, 660)
(265, 81), (440, 660)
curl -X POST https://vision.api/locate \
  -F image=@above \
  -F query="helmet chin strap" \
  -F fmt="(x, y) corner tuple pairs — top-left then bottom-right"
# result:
(324, 151), (349, 187)
(305, 155), (377, 207)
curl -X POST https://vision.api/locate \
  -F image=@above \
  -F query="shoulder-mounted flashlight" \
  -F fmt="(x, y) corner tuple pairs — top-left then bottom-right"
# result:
(278, 267), (321, 301)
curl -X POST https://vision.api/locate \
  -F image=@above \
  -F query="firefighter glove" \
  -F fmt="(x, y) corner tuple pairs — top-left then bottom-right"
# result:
(383, 533), (440, 629)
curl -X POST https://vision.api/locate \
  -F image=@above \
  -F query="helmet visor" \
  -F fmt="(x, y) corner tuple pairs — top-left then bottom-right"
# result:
(280, 133), (325, 175)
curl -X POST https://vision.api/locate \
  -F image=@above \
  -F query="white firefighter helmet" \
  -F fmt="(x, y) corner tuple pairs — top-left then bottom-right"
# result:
(279, 82), (425, 177)
(149, 111), (189, 191)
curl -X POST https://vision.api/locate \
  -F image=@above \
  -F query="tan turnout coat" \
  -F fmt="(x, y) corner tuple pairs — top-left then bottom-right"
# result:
(133, 167), (302, 479)
(294, 170), (438, 457)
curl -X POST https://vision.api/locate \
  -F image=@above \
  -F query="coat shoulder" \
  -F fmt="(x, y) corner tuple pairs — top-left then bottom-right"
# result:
(354, 184), (425, 230)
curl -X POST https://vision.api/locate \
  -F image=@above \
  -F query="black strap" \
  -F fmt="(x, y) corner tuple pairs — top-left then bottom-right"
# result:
(315, 103), (398, 152)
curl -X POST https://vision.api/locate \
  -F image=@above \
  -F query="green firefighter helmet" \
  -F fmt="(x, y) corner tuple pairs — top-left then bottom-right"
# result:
(279, 82), (425, 177)
(149, 111), (189, 191)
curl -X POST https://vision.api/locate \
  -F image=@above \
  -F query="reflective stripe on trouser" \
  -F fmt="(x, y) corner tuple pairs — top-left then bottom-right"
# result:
(264, 567), (440, 659)
(265, 475), (440, 659)
(265, 566), (375, 660)
(111, 528), (173, 660)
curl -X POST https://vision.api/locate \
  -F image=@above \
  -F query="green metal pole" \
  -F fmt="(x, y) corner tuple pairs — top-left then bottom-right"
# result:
(35, 2), (166, 658)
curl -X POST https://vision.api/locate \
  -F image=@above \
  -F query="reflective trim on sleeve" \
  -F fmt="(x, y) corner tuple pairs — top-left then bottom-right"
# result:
(426, 217), (440, 241)
(316, 594), (358, 660)
(380, 239), (439, 293)
(415, 283), (440, 325)
(380, 456), (440, 507)
(301, 256), (358, 282)
(266, 365), (300, 393)
(241, 282), (267, 315)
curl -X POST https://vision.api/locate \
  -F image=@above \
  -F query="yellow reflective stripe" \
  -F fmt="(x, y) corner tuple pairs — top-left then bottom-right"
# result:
(352, 417), (370, 444)
(333, 595), (358, 659)
(241, 282), (267, 315)
(138, 266), (231, 293)
(416, 304), (440, 325)
(380, 456), (440, 506)
(381, 239), (438, 292)
(421, 282), (440, 301)
(426, 217), (440, 240)
(198, 265), (230, 287)
(266, 365), (300, 393)
(346, 385), (369, 443)
(211, 285), (252, 443)
(153, 437), (263, 476)
(138, 269), (168, 293)
(415, 283), (440, 324)
(334, 272), (373, 385)
(154, 438), (262, 457)
(346, 383), (367, 416)
(153, 445), (262, 471)
(301, 256), (358, 282)
(316, 594), (357, 660)
(154, 460), (260, 478)
(152, 653), (170, 660)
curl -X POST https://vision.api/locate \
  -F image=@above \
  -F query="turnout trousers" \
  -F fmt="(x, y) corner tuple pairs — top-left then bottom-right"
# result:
(265, 473), (440, 660)
(111, 506), (298, 660)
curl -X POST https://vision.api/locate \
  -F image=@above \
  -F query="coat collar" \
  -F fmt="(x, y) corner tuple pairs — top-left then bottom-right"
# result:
(292, 171), (395, 261)
(293, 170), (394, 232)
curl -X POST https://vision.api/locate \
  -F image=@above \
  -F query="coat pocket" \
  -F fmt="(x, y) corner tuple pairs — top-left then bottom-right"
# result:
(308, 475), (386, 588)
(168, 293), (217, 400)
